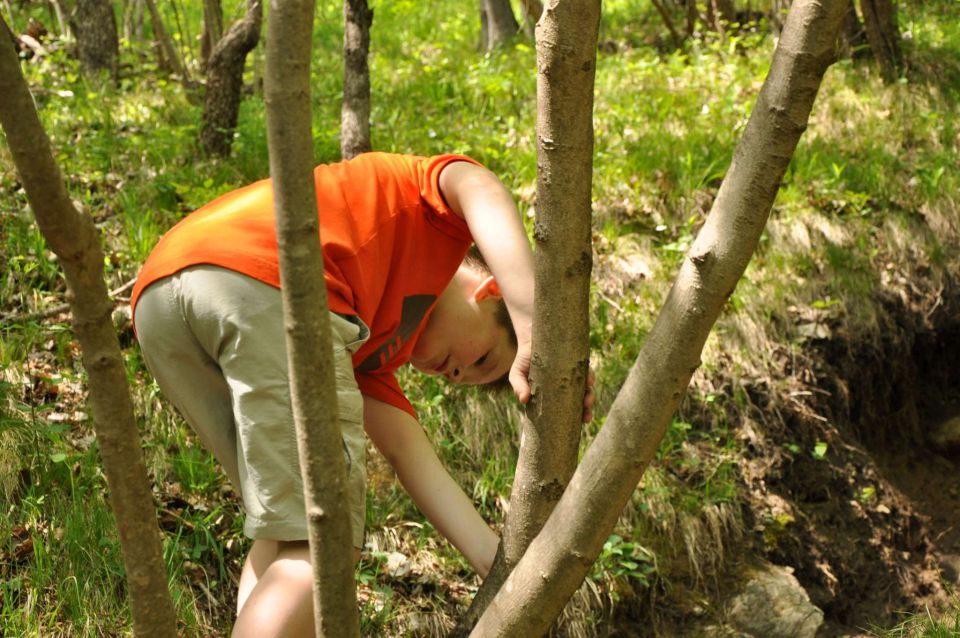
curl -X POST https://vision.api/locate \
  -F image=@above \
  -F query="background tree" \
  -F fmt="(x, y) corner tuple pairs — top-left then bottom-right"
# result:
(199, 0), (223, 70)
(341, 0), (372, 159)
(469, 0), (849, 634)
(199, 0), (262, 157)
(73, 0), (118, 79)
(479, 0), (518, 51)
(144, 0), (188, 79)
(264, 0), (360, 634)
(0, 16), (176, 638)
(860, 0), (901, 80)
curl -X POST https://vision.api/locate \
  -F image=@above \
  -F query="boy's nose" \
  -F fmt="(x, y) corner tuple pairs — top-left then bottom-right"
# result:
(447, 366), (462, 383)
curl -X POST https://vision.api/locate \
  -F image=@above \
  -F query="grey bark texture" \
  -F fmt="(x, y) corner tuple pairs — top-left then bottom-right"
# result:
(0, 18), (176, 638)
(480, 0), (518, 51)
(452, 2), (600, 634)
(469, 1), (848, 635)
(264, 0), (361, 636)
(859, 0), (900, 80)
(199, 0), (262, 157)
(74, 0), (118, 79)
(341, 0), (372, 160)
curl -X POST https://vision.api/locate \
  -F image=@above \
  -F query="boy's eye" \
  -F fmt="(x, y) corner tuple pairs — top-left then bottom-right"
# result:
(476, 353), (488, 367)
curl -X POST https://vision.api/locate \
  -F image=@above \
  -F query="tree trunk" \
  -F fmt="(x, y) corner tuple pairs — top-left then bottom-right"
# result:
(264, 0), (361, 636)
(122, 0), (145, 43)
(144, 0), (188, 80)
(340, 0), (372, 160)
(199, 0), (262, 157)
(517, 0), (542, 39)
(859, 0), (901, 81)
(480, 0), (518, 51)
(650, 0), (682, 48)
(74, 0), (118, 80)
(840, 0), (866, 58)
(199, 0), (223, 70)
(469, 1), (848, 635)
(452, 2), (600, 634)
(0, 18), (177, 638)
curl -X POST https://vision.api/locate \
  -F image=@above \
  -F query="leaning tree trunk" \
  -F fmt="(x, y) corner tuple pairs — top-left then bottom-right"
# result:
(517, 0), (542, 39)
(74, 0), (118, 79)
(469, 1), (848, 635)
(199, 0), (262, 157)
(340, 0), (372, 160)
(0, 17), (176, 638)
(264, 0), (361, 636)
(452, 0), (600, 634)
(859, 0), (901, 81)
(144, 0), (189, 80)
(480, 0), (518, 51)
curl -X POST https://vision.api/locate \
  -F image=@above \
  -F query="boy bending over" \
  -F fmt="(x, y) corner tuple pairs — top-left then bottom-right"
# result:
(132, 153), (541, 636)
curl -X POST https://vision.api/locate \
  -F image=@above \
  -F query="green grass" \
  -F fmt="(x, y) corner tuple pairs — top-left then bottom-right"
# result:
(2, 0), (960, 635)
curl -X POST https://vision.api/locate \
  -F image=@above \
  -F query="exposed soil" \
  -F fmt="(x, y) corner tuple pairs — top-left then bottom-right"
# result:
(737, 288), (960, 635)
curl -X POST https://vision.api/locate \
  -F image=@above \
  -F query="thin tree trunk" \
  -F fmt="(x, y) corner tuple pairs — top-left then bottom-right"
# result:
(340, 0), (372, 160)
(199, 0), (223, 69)
(840, 0), (866, 58)
(48, 0), (69, 39)
(0, 18), (177, 638)
(451, 1), (600, 632)
(199, 0), (261, 157)
(480, 0), (518, 51)
(859, 0), (900, 81)
(651, 0), (683, 48)
(517, 0), (542, 39)
(469, 1), (848, 635)
(122, 0), (145, 43)
(264, 0), (361, 636)
(74, 0), (118, 79)
(144, 0), (188, 80)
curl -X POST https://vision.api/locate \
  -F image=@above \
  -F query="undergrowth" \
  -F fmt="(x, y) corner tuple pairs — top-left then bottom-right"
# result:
(1, 0), (959, 635)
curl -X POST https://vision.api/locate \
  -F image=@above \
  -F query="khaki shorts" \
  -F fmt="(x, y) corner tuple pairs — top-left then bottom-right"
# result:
(134, 265), (369, 548)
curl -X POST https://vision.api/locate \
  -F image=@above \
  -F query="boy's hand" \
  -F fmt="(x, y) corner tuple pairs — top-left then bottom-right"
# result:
(583, 366), (595, 423)
(509, 340), (533, 404)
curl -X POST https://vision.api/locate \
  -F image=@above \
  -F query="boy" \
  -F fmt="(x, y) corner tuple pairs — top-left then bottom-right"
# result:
(131, 152), (535, 636)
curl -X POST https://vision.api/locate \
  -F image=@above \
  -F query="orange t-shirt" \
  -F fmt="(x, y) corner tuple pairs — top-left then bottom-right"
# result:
(131, 152), (481, 416)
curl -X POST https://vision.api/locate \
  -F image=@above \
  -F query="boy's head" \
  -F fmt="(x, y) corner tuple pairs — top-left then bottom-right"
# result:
(410, 247), (517, 386)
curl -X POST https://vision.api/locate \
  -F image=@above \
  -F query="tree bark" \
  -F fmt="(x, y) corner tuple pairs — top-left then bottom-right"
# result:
(859, 0), (900, 81)
(651, 0), (683, 48)
(840, 0), (866, 58)
(0, 18), (177, 638)
(199, 0), (262, 157)
(340, 0), (372, 160)
(452, 2), (600, 633)
(264, 0), (361, 636)
(74, 0), (118, 80)
(122, 0), (145, 43)
(199, 0), (223, 70)
(480, 0), (518, 51)
(144, 0), (188, 80)
(469, 1), (848, 635)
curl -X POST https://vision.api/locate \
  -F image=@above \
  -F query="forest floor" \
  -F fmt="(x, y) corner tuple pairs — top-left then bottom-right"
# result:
(2, 0), (960, 636)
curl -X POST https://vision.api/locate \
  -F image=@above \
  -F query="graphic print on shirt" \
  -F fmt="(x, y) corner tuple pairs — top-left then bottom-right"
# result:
(356, 294), (436, 372)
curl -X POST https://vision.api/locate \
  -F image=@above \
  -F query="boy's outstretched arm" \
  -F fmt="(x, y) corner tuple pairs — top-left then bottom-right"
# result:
(439, 161), (534, 403)
(363, 395), (499, 576)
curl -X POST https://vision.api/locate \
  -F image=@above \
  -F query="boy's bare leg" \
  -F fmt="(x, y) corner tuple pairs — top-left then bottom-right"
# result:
(233, 540), (362, 638)
(233, 540), (315, 638)
(236, 539), (279, 614)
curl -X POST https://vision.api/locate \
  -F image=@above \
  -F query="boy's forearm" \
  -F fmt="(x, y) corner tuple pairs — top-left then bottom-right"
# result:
(440, 162), (534, 346)
(364, 397), (499, 576)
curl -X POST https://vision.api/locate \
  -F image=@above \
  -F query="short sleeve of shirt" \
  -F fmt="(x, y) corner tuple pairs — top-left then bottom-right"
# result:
(356, 371), (415, 417)
(415, 154), (484, 243)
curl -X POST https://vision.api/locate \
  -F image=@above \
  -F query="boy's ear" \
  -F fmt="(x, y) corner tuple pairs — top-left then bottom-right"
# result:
(473, 275), (502, 301)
